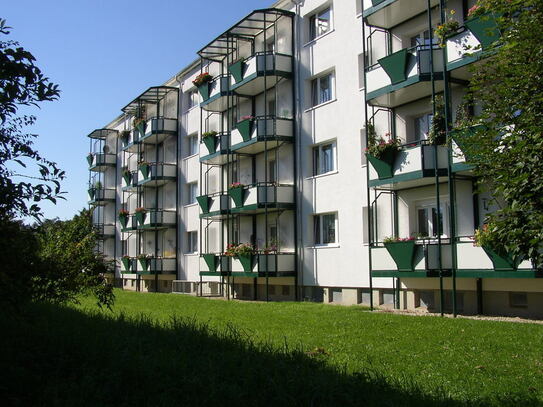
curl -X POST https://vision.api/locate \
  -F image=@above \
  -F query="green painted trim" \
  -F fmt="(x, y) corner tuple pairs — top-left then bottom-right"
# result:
(199, 210), (228, 219)
(229, 202), (295, 214)
(366, 74), (422, 103)
(446, 53), (480, 72)
(200, 88), (231, 108)
(199, 149), (229, 163)
(378, 49), (408, 84)
(230, 135), (293, 152)
(451, 163), (473, 173)
(369, 170), (424, 187)
(138, 130), (177, 143)
(371, 271), (435, 278)
(137, 176), (176, 186)
(231, 70), (292, 93)
(456, 269), (542, 278)
(199, 271), (223, 277)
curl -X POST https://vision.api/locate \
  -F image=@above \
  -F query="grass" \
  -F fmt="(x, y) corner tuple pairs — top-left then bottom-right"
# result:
(1, 290), (542, 406)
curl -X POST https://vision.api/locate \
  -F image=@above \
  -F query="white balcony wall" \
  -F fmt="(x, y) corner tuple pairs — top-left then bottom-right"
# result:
(446, 29), (481, 64)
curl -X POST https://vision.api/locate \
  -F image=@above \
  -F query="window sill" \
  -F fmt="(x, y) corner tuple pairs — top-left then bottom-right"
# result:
(185, 105), (199, 114)
(303, 29), (335, 47)
(308, 244), (340, 249)
(306, 170), (338, 180)
(304, 98), (337, 113)
(184, 252), (199, 256)
(183, 203), (198, 208)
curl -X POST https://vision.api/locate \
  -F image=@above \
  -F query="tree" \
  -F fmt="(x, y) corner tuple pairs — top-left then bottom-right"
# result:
(457, 0), (543, 268)
(0, 20), (113, 308)
(0, 18), (64, 219)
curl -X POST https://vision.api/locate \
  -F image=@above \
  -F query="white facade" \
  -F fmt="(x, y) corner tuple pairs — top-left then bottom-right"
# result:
(87, 0), (543, 317)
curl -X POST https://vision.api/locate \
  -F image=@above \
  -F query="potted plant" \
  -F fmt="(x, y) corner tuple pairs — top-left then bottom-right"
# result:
(122, 168), (132, 185)
(193, 72), (213, 100)
(134, 207), (147, 225)
(428, 95), (446, 145)
(235, 243), (255, 272)
(94, 181), (103, 190)
(121, 255), (132, 271)
(365, 124), (401, 179)
(118, 208), (130, 228)
(133, 116), (146, 138)
(86, 153), (94, 166)
(138, 161), (150, 179)
(474, 223), (520, 270)
(137, 253), (151, 271)
(236, 115), (255, 142)
(383, 236), (417, 272)
(227, 182), (246, 208)
(201, 130), (218, 155)
(435, 10), (460, 46)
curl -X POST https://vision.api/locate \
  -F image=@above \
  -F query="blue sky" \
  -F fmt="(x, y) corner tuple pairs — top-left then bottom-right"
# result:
(3, 0), (273, 220)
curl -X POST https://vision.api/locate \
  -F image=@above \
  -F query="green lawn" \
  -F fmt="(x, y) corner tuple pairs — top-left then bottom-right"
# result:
(1, 290), (542, 406)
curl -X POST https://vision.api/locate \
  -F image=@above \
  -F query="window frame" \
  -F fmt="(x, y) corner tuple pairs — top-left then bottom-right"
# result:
(311, 72), (334, 107)
(187, 182), (198, 205)
(415, 200), (450, 238)
(312, 140), (337, 176)
(313, 212), (338, 246)
(187, 133), (199, 157)
(309, 6), (332, 41)
(186, 230), (198, 254)
(187, 89), (199, 110)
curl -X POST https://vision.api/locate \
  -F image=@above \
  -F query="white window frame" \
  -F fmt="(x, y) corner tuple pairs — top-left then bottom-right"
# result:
(313, 141), (337, 176)
(187, 89), (199, 110)
(187, 182), (198, 205)
(314, 212), (338, 246)
(309, 6), (332, 41)
(187, 134), (198, 157)
(311, 71), (335, 107)
(186, 231), (198, 254)
(415, 199), (450, 238)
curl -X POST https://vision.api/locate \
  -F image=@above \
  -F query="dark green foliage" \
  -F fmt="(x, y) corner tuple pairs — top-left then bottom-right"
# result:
(0, 209), (114, 309)
(459, 0), (543, 268)
(0, 18), (63, 219)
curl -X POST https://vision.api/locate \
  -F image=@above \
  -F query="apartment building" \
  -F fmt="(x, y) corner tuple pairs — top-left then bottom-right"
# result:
(87, 0), (543, 318)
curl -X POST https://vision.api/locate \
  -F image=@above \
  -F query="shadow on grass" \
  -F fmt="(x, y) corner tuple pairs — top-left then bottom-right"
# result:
(0, 303), (538, 407)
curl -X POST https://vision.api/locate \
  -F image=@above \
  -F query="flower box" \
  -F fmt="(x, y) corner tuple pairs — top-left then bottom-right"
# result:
(228, 186), (246, 208)
(203, 254), (218, 272)
(201, 133), (217, 155)
(482, 246), (521, 271)
(121, 257), (131, 271)
(236, 254), (254, 272)
(196, 195), (211, 214)
(378, 49), (408, 84)
(139, 162), (150, 179)
(465, 12), (500, 49)
(87, 154), (94, 165)
(229, 59), (245, 83)
(384, 240), (417, 271)
(366, 149), (396, 179)
(236, 117), (254, 142)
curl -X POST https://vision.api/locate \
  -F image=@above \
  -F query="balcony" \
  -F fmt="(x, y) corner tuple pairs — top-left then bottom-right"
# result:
(96, 223), (115, 238)
(199, 254), (231, 277)
(199, 133), (230, 165)
(136, 209), (176, 230)
(365, 45), (444, 107)
(370, 240), (452, 277)
(197, 193), (230, 219)
(88, 153), (116, 171)
(138, 163), (177, 187)
(367, 143), (449, 189)
(229, 52), (292, 96)
(122, 170), (139, 191)
(139, 117), (178, 145)
(363, 0), (440, 30)
(231, 253), (296, 277)
(446, 13), (501, 79)
(121, 130), (139, 153)
(455, 239), (535, 277)
(230, 117), (294, 155)
(88, 188), (115, 205)
(199, 75), (232, 112)
(228, 183), (295, 215)
(136, 257), (176, 275)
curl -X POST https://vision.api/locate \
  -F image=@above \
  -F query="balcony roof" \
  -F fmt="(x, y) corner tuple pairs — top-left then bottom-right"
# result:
(198, 8), (294, 62)
(122, 86), (178, 114)
(87, 128), (118, 139)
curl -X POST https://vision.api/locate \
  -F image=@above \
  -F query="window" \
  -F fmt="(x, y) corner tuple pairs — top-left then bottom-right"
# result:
(414, 113), (433, 141)
(268, 159), (277, 183)
(187, 134), (198, 156)
(265, 36), (275, 53)
(510, 292), (528, 308)
(309, 7), (331, 40)
(311, 72), (333, 107)
(187, 89), (198, 110)
(314, 213), (337, 245)
(187, 231), (198, 253)
(313, 141), (336, 175)
(357, 53), (367, 89)
(187, 182), (198, 205)
(416, 201), (449, 237)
